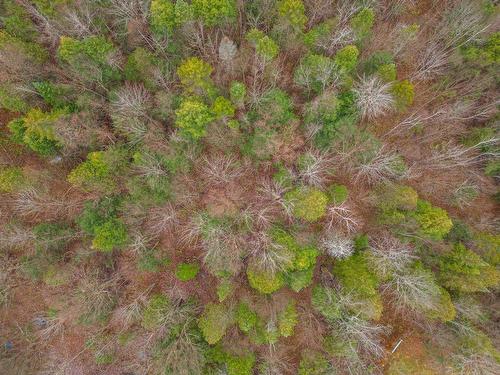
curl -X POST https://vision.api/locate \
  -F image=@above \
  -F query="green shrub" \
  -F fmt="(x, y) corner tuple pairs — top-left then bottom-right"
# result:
(377, 63), (397, 81)
(175, 262), (200, 281)
(141, 294), (170, 329)
(473, 232), (500, 266)
(461, 31), (500, 67)
(278, 300), (298, 337)
(334, 252), (380, 296)
(33, 81), (72, 110)
(57, 36), (119, 83)
(175, 97), (214, 140)
(0, 86), (28, 112)
(446, 219), (472, 244)
(377, 184), (419, 211)
(327, 184), (348, 205)
(10, 108), (65, 156)
(287, 268), (315, 292)
(311, 285), (342, 322)
(229, 81), (246, 107)
(225, 352), (256, 375)
(294, 54), (337, 93)
(124, 47), (166, 89)
(353, 234), (369, 252)
(391, 80), (414, 111)
(350, 8), (375, 40)
(92, 219), (128, 252)
(258, 88), (295, 126)
(439, 243), (500, 293)
(67, 148), (128, 192)
(412, 200), (453, 240)
(94, 353), (114, 365)
(0, 166), (26, 192)
(485, 160), (500, 177)
(246, 29), (279, 61)
(7, 118), (26, 144)
(277, 0), (308, 31)
(311, 91), (358, 150)
(285, 187), (329, 222)
(1, 0), (37, 42)
(0, 30), (48, 63)
(333, 251), (382, 320)
(387, 355), (436, 375)
(303, 18), (336, 51)
(192, 0), (236, 27)
(298, 350), (330, 375)
(236, 302), (257, 333)
(272, 162), (294, 188)
(137, 251), (168, 273)
(217, 279), (234, 302)
(246, 262), (285, 294)
(76, 196), (122, 235)
(33, 222), (73, 255)
(363, 51), (397, 82)
(198, 302), (232, 344)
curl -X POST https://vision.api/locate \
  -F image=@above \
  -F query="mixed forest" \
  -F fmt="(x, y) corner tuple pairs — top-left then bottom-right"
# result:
(0, 0), (499, 374)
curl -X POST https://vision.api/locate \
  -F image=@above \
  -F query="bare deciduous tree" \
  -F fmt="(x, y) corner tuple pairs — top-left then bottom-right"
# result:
(319, 232), (354, 259)
(354, 76), (394, 120)
(111, 83), (151, 143)
(296, 150), (333, 188)
(325, 203), (360, 234)
(200, 155), (245, 186)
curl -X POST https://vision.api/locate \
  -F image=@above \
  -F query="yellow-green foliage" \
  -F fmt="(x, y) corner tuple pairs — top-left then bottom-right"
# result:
(278, 0), (308, 31)
(350, 8), (375, 40)
(177, 57), (213, 92)
(0, 30), (48, 63)
(175, 98), (214, 140)
(225, 351), (256, 375)
(67, 148), (127, 192)
(298, 350), (330, 375)
(58, 36), (114, 65)
(217, 279), (234, 302)
(278, 301), (298, 337)
(246, 262), (285, 294)
(236, 302), (257, 333)
(427, 286), (456, 322)
(10, 109), (65, 156)
(391, 80), (414, 111)
(91, 218), (128, 252)
(377, 184), (419, 211)
(212, 96), (235, 119)
(175, 262), (200, 281)
(0, 166), (26, 193)
(198, 302), (232, 344)
(334, 45), (359, 72)
(285, 187), (329, 222)
(192, 0), (236, 27)
(149, 0), (192, 34)
(439, 243), (500, 293)
(388, 354), (437, 375)
(412, 200), (452, 240)
(246, 29), (279, 61)
(333, 251), (383, 320)
(141, 294), (170, 330)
